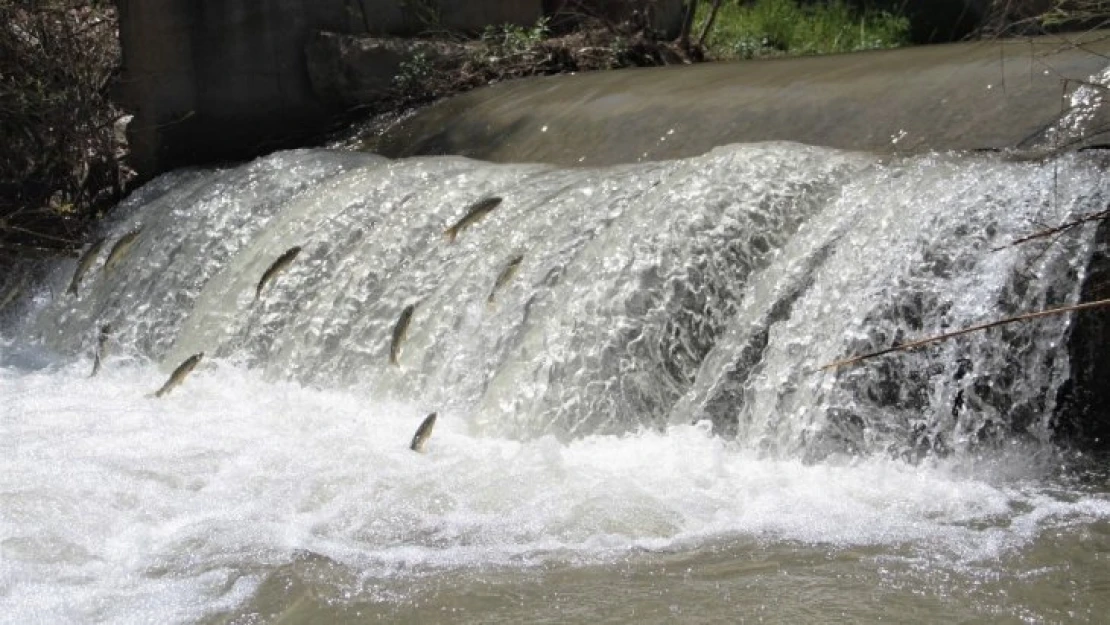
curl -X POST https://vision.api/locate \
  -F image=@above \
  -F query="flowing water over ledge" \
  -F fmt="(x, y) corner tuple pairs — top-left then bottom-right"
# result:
(2, 142), (1109, 623)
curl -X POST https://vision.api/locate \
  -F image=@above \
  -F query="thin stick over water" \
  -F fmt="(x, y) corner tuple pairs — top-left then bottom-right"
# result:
(819, 297), (1110, 371)
(993, 206), (1109, 251)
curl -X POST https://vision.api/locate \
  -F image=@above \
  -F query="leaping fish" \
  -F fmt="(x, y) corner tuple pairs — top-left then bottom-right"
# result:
(409, 412), (437, 452)
(389, 303), (416, 366)
(102, 229), (142, 273)
(487, 254), (524, 306)
(68, 237), (106, 296)
(255, 246), (302, 299)
(0, 277), (27, 313)
(444, 197), (502, 243)
(151, 352), (203, 398)
(89, 323), (112, 377)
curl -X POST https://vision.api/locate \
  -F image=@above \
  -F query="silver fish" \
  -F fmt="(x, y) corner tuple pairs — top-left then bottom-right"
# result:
(103, 229), (142, 273)
(444, 197), (502, 243)
(0, 278), (26, 313)
(409, 412), (437, 452)
(68, 237), (106, 296)
(255, 246), (302, 299)
(389, 304), (416, 366)
(487, 254), (524, 305)
(152, 352), (203, 398)
(89, 323), (112, 377)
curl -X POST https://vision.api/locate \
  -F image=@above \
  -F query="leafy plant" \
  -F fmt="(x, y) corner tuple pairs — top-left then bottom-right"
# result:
(392, 51), (435, 97)
(481, 17), (551, 56)
(697, 0), (910, 60)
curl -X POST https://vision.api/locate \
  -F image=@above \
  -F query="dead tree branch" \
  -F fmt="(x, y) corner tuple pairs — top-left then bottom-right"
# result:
(819, 297), (1110, 371)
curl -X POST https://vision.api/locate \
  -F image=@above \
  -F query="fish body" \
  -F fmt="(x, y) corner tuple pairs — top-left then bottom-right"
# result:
(152, 352), (203, 398)
(90, 323), (111, 377)
(389, 304), (416, 366)
(0, 278), (26, 313)
(410, 412), (437, 452)
(103, 229), (142, 273)
(255, 246), (302, 299)
(444, 197), (502, 243)
(68, 237), (106, 295)
(487, 254), (524, 305)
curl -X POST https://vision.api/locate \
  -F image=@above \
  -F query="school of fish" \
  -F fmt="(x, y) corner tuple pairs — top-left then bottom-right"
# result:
(62, 196), (512, 452)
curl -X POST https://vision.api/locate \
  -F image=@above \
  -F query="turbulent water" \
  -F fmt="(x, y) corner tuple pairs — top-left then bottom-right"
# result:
(2, 142), (1109, 623)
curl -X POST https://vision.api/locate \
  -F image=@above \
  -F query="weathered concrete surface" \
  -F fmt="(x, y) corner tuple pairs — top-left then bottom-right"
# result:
(117, 0), (343, 177)
(373, 32), (1110, 165)
(306, 32), (465, 107)
(116, 0), (544, 178)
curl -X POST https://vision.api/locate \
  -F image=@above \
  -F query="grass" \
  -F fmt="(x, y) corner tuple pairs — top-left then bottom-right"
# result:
(696, 0), (911, 60)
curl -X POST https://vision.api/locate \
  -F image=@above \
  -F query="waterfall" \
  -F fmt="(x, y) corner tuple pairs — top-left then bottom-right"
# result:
(13, 142), (1109, 459)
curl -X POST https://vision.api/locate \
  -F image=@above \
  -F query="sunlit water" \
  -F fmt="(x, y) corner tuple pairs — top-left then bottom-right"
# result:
(2, 358), (1108, 623)
(2, 142), (1109, 623)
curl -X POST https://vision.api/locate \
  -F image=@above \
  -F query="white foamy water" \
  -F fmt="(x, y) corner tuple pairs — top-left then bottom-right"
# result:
(2, 355), (1108, 624)
(2, 138), (1110, 622)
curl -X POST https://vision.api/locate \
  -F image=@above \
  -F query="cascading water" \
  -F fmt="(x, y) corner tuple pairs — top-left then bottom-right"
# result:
(2, 141), (1109, 623)
(15, 143), (1108, 453)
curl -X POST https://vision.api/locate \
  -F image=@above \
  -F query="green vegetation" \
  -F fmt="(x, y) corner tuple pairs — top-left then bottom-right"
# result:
(392, 52), (436, 97)
(480, 17), (551, 55)
(387, 17), (687, 108)
(695, 0), (911, 60)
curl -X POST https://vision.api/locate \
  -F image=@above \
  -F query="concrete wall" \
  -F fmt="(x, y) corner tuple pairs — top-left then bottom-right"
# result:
(117, 0), (346, 176)
(117, 0), (545, 177)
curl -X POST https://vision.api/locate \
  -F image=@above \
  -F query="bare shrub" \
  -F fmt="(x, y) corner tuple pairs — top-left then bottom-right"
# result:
(0, 0), (130, 261)
(386, 16), (693, 112)
(979, 0), (1110, 37)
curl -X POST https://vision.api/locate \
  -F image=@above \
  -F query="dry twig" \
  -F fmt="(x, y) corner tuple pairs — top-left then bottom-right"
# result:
(993, 206), (1110, 250)
(819, 297), (1110, 371)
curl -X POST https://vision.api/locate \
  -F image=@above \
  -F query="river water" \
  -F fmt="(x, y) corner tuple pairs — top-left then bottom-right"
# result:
(2, 142), (1109, 623)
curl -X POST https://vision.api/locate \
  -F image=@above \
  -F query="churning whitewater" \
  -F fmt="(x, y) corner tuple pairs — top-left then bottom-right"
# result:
(2, 142), (1109, 623)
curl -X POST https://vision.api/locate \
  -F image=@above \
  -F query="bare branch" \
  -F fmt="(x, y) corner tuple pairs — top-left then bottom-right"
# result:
(993, 206), (1110, 250)
(819, 298), (1110, 371)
